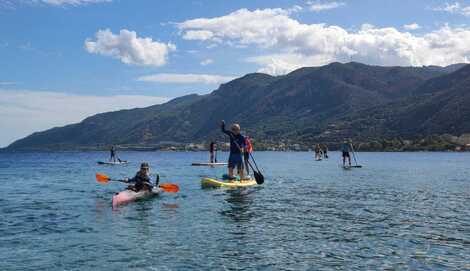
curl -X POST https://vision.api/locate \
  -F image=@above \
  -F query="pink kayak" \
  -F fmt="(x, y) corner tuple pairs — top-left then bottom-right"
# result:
(112, 187), (162, 208)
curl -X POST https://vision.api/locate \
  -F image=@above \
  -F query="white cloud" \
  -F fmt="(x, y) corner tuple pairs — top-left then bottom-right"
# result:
(0, 81), (16, 86)
(137, 73), (236, 85)
(183, 30), (214, 40)
(178, 8), (470, 75)
(403, 23), (421, 30)
(307, 1), (345, 12)
(200, 58), (214, 66)
(41, 0), (111, 5)
(85, 29), (176, 67)
(433, 2), (470, 17)
(0, 90), (168, 147)
(246, 53), (333, 75)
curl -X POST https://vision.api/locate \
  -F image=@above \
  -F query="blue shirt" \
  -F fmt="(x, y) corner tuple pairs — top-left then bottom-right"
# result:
(341, 143), (352, 152)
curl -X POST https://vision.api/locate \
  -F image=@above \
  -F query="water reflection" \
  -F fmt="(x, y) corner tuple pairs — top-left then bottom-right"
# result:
(219, 188), (257, 223)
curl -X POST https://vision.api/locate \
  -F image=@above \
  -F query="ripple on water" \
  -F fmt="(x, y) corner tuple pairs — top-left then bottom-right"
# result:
(1, 151), (470, 270)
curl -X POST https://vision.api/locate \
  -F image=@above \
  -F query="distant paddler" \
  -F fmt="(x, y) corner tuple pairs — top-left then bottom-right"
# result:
(341, 139), (353, 167)
(322, 144), (329, 159)
(314, 144), (323, 160)
(110, 146), (117, 162)
(209, 141), (217, 163)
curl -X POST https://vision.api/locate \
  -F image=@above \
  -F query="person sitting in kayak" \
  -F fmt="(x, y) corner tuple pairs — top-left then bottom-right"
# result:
(221, 120), (246, 180)
(126, 162), (155, 192)
(209, 141), (217, 163)
(244, 136), (253, 175)
(341, 140), (352, 167)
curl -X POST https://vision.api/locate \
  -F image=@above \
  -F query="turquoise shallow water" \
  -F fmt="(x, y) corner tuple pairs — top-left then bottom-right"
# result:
(1, 151), (470, 270)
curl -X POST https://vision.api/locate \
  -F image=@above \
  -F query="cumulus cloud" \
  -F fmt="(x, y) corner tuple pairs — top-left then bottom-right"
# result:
(137, 73), (236, 85)
(85, 29), (176, 67)
(200, 58), (214, 66)
(307, 1), (345, 12)
(178, 8), (470, 75)
(403, 23), (421, 30)
(0, 90), (168, 147)
(433, 2), (470, 17)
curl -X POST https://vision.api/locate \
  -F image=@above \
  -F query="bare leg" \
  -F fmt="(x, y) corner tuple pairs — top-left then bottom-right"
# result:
(228, 167), (234, 179)
(238, 164), (245, 180)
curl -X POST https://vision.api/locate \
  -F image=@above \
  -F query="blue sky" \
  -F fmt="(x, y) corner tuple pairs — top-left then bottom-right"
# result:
(1, 0), (470, 146)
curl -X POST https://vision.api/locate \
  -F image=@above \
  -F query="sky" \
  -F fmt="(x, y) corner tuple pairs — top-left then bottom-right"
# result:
(1, 0), (470, 146)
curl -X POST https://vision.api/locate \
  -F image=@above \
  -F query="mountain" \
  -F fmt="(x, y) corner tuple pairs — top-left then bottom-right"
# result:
(5, 62), (469, 151)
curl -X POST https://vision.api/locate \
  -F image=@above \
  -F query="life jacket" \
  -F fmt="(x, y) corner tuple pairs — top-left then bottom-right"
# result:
(245, 137), (253, 153)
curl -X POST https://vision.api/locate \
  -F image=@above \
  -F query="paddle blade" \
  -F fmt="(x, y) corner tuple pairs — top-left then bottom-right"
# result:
(254, 171), (264, 185)
(95, 173), (110, 183)
(159, 183), (179, 193)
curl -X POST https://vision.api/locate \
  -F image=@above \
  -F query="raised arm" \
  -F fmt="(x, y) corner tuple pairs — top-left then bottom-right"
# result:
(221, 120), (230, 135)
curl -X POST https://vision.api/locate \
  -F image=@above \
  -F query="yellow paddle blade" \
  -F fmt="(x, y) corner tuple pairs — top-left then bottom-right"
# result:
(95, 173), (110, 183)
(159, 183), (179, 193)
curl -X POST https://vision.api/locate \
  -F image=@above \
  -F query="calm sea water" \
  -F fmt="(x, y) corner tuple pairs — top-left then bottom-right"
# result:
(1, 151), (469, 270)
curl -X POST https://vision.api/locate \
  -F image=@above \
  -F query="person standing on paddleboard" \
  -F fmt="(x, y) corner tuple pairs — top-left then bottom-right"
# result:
(209, 141), (217, 163)
(341, 140), (353, 167)
(315, 144), (322, 160)
(322, 144), (329, 159)
(244, 136), (253, 176)
(221, 121), (246, 180)
(125, 162), (155, 192)
(110, 146), (117, 162)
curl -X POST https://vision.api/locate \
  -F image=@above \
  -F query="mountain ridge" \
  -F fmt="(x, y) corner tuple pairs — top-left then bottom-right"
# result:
(5, 62), (470, 151)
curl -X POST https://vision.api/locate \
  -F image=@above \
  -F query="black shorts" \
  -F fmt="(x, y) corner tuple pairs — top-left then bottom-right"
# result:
(342, 151), (350, 158)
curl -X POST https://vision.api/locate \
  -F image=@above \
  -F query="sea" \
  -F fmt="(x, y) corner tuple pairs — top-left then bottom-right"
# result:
(0, 151), (469, 270)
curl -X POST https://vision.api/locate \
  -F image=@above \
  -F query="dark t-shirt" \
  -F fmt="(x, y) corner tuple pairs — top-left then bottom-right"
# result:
(221, 124), (246, 154)
(210, 142), (215, 152)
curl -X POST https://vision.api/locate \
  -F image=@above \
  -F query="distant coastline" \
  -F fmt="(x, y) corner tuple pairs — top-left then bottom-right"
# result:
(2, 134), (469, 152)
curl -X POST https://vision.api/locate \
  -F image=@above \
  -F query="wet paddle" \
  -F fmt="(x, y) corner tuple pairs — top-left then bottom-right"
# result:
(350, 143), (363, 168)
(95, 173), (180, 193)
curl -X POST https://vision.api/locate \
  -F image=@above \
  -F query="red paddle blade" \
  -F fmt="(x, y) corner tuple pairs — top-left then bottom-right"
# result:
(159, 183), (179, 193)
(95, 173), (110, 183)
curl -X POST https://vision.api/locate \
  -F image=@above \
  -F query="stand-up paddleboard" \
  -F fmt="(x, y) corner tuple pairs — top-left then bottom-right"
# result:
(191, 162), (227, 166)
(112, 187), (161, 207)
(97, 161), (128, 165)
(342, 165), (363, 169)
(201, 177), (257, 188)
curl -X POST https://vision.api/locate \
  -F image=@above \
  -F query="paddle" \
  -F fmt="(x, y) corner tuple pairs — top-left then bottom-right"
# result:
(95, 173), (179, 193)
(223, 122), (264, 184)
(350, 143), (363, 168)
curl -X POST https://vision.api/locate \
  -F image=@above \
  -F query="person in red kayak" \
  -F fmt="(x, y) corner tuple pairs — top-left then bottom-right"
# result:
(125, 162), (156, 192)
(244, 136), (253, 175)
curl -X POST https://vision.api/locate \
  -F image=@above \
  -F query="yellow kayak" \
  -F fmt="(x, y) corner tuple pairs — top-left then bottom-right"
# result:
(201, 177), (257, 188)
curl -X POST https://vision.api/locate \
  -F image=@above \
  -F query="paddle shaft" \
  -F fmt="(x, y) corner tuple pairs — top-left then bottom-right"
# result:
(350, 143), (360, 167)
